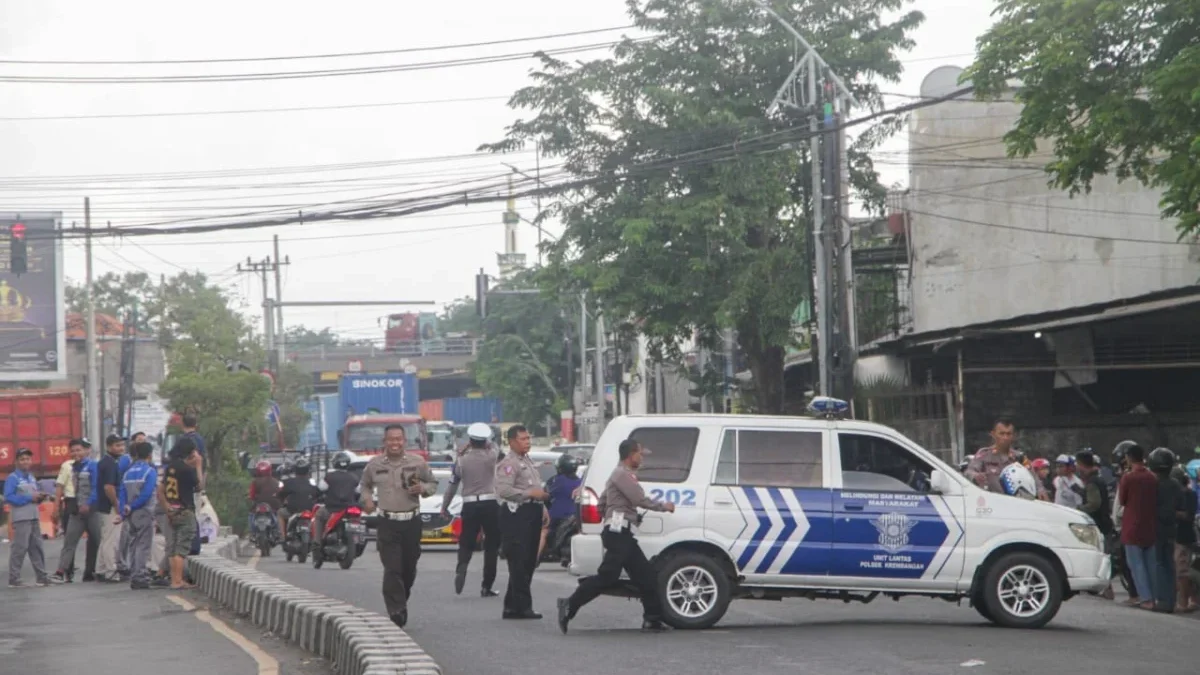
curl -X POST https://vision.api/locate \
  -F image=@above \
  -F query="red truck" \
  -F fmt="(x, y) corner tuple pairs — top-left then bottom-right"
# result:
(0, 389), (84, 481)
(340, 413), (428, 460)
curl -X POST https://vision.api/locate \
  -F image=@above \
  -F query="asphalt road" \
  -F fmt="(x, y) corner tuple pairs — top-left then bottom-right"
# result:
(253, 543), (1176, 675)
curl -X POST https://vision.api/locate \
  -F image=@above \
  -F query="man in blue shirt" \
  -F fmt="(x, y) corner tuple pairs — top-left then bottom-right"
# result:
(119, 440), (158, 590)
(53, 439), (94, 582)
(116, 432), (142, 580)
(5, 448), (59, 587)
(89, 435), (126, 582)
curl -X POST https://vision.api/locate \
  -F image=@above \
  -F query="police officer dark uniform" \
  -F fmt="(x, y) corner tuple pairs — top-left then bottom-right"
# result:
(360, 424), (437, 628)
(442, 422), (502, 597)
(558, 438), (674, 634)
(494, 424), (548, 619)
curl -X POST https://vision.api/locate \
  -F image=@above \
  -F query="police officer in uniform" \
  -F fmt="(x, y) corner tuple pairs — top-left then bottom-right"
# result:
(494, 424), (548, 619)
(360, 424), (437, 628)
(442, 422), (502, 597)
(557, 438), (674, 634)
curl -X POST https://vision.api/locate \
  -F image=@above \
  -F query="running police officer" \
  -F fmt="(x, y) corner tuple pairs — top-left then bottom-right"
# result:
(361, 424), (437, 628)
(494, 424), (548, 619)
(558, 438), (674, 634)
(442, 422), (501, 597)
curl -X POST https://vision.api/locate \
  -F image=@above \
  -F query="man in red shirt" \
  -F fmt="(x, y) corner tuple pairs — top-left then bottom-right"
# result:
(1118, 445), (1158, 609)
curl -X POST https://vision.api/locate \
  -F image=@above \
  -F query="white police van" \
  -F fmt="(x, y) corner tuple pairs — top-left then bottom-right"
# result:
(570, 399), (1110, 630)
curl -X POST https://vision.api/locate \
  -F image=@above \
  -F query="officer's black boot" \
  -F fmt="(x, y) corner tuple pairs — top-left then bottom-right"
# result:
(557, 598), (573, 634)
(454, 565), (466, 595)
(481, 587), (498, 598)
(641, 619), (668, 632)
(391, 609), (407, 629)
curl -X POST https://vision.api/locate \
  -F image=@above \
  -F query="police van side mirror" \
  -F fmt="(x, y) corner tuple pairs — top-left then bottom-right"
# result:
(930, 469), (960, 496)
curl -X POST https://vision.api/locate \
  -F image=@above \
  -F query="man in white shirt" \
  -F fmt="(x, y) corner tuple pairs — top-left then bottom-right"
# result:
(1053, 454), (1085, 509)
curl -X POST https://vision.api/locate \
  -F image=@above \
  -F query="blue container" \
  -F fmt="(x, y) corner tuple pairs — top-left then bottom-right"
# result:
(339, 373), (420, 417)
(298, 399), (322, 449)
(443, 397), (503, 425)
(318, 393), (341, 450)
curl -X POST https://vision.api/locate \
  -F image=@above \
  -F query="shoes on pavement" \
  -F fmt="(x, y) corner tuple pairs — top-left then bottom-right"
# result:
(390, 610), (408, 629)
(36, 577), (64, 586)
(51, 571), (69, 583)
(7, 581), (25, 588)
(502, 610), (542, 620)
(151, 577), (171, 588)
(130, 580), (151, 590)
(98, 574), (121, 583)
(81, 574), (96, 582)
(481, 588), (499, 598)
(641, 620), (669, 632)
(454, 570), (466, 595)
(557, 598), (572, 634)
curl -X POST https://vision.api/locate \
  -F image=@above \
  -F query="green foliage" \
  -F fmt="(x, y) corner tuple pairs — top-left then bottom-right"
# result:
(457, 269), (573, 430)
(206, 450), (252, 536)
(440, 297), (484, 335)
(966, 0), (1200, 235)
(483, 0), (922, 413)
(158, 371), (272, 476)
(283, 324), (373, 348)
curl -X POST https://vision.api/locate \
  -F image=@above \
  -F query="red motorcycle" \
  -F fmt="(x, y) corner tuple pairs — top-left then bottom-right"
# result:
(311, 505), (367, 570)
(283, 509), (314, 564)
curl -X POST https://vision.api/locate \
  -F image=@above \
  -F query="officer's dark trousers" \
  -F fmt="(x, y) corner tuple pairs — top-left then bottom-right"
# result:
(499, 503), (542, 613)
(376, 518), (422, 617)
(568, 528), (662, 621)
(1153, 539), (1177, 611)
(456, 500), (500, 590)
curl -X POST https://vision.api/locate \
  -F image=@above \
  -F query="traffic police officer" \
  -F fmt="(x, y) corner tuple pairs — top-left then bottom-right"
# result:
(360, 424), (437, 628)
(442, 422), (502, 597)
(557, 438), (674, 634)
(494, 424), (548, 619)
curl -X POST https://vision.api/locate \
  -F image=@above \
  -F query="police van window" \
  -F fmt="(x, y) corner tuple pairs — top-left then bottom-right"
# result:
(838, 433), (934, 493)
(628, 427), (700, 483)
(736, 430), (823, 488)
(714, 430), (737, 484)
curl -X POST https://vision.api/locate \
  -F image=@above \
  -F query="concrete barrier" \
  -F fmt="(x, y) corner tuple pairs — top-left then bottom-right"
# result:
(189, 535), (441, 675)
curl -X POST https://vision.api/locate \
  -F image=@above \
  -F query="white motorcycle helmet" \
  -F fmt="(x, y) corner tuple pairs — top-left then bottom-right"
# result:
(467, 422), (492, 442)
(998, 463), (1038, 500)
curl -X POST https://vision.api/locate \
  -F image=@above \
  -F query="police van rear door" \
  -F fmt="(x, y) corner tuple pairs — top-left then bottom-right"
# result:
(829, 427), (965, 591)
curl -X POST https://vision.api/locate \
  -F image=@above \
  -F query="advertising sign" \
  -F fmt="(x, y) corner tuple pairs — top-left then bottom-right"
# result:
(0, 213), (65, 380)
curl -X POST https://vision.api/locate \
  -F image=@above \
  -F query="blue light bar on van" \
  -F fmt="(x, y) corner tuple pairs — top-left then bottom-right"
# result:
(807, 396), (850, 418)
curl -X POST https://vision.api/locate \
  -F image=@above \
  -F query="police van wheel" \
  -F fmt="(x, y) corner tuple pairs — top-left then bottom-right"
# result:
(981, 553), (1062, 629)
(657, 552), (731, 630)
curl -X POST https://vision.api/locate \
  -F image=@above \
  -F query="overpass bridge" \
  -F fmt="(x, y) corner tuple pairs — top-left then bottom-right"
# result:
(288, 338), (481, 395)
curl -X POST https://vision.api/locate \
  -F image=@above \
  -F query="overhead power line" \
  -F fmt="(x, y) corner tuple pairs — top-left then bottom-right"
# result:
(0, 26), (635, 65)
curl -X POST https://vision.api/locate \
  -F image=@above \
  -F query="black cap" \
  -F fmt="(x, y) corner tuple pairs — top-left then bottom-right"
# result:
(15, 447), (32, 458)
(105, 434), (124, 446)
(70, 437), (92, 448)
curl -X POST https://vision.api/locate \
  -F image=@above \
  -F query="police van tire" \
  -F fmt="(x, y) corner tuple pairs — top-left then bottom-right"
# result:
(657, 552), (732, 630)
(980, 552), (1062, 629)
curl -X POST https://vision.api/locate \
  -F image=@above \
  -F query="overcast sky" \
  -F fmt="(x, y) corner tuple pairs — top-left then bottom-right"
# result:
(0, 0), (996, 346)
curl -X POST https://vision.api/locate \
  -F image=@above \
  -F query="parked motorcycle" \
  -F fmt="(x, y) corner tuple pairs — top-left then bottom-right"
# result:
(283, 510), (314, 564)
(251, 502), (279, 557)
(312, 505), (368, 570)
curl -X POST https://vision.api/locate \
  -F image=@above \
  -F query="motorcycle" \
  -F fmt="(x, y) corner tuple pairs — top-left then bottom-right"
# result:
(251, 502), (279, 557)
(283, 509), (314, 564)
(312, 505), (368, 570)
(541, 514), (580, 567)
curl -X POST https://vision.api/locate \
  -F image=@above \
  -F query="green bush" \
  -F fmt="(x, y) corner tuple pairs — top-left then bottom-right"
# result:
(207, 470), (251, 537)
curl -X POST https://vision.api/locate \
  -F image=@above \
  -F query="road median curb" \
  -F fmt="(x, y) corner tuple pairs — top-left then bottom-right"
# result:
(189, 534), (442, 675)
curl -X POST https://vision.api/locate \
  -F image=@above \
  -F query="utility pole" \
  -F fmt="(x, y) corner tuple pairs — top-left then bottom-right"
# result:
(594, 312), (605, 420)
(759, 0), (856, 399)
(237, 257), (278, 372)
(84, 197), (101, 449)
(116, 302), (136, 436)
(272, 235), (290, 366)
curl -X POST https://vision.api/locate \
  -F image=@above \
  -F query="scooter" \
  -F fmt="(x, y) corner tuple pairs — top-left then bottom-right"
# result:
(312, 505), (367, 570)
(541, 514), (580, 567)
(283, 510), (314, 564)
(250, 502), (280, 557)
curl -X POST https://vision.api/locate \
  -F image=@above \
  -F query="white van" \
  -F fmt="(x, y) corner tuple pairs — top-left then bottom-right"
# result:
(570, 403), (1110, 630)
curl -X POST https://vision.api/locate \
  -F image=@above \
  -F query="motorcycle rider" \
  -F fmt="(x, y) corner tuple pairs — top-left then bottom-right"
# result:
(543, 454), (583, 562)
(312, 452), (360, 553)
(278, 458), (320, 541)
(248, 460), (283, 540)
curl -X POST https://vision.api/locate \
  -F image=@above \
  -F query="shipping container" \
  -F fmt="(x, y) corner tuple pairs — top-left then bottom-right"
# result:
(297, 399), (322, 450)
(419, 398), (444, 421)
(339, 373), (419, 417)
(0, 389), (84, 480)
(317, 393), (340, 451)
(443, 397), (503, 425)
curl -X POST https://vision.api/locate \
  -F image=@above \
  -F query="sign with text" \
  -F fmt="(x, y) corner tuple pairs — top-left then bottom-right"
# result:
(0, 214), (65, 380)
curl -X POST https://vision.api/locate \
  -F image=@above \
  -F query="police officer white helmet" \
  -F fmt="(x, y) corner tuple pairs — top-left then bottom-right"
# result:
(998, 463), (1038, 500)
(467, 422), (492, 442)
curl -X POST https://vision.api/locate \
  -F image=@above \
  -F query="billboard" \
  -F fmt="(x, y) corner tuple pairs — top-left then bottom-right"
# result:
(0, 213), (65, 380)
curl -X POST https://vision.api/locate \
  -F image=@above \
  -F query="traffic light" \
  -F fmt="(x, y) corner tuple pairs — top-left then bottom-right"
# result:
(475, 268), (489, 318)
(9, 222), (26, 275)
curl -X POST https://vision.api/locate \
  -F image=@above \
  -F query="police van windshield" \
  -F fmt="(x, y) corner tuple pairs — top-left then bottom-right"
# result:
(344, 422), (422, 450)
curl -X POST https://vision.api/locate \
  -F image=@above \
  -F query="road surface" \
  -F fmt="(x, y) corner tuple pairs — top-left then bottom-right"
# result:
(253, 543), (1174, 675)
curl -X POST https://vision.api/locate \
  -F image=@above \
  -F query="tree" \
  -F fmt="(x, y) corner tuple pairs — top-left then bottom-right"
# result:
(483, 0), (922, 413)
(966, 0), (1200, 234)
(460, 270), (574, 428)
(159, 371), (272, 477)
(65, 271), (158, 332)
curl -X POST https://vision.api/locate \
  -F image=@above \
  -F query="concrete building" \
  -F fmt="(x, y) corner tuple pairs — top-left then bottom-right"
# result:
(64, 312), (166, 423)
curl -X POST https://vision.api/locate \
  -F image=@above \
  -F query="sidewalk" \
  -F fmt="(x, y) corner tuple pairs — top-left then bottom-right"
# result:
(0, 540), (258, 675)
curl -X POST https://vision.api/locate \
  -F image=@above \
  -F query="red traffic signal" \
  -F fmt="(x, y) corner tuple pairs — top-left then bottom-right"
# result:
(10, 223), (24, 239)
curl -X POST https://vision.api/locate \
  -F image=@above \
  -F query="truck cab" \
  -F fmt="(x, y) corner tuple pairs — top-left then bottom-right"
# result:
(340, 413), (428, 460)
(570, 401), (1109, 631)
